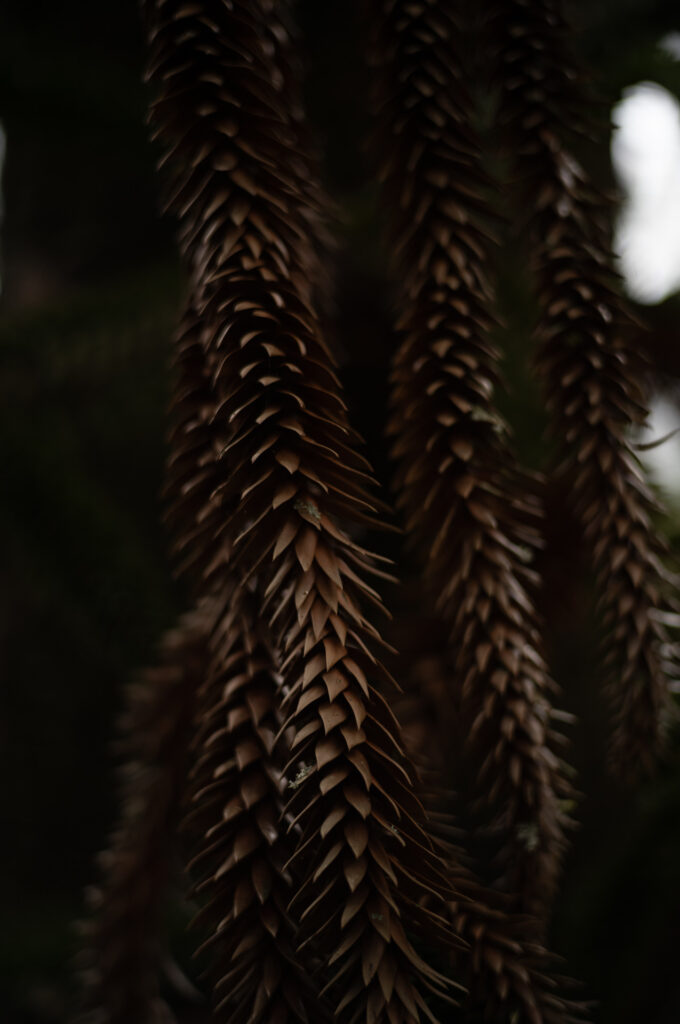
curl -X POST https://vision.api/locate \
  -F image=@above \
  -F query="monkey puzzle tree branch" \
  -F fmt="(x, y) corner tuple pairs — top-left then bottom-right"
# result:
(144, 1), (468, 1020)
(397, 643), (589, 1023)
(77, 602), (214, 1024)
(371, 0), (573, 920)
(491, 0), (679, 775)
(184, 579), (334, 1022)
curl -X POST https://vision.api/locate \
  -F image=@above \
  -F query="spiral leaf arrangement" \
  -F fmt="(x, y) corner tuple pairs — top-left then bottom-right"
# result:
(77, 1), (676, 1022)
(144, 0), (464, 1020)
(77, 601), (214, 1024)
(185, 580), (333, 1023)
(491, 0), (679, 773)
(371, 0), (572, 921)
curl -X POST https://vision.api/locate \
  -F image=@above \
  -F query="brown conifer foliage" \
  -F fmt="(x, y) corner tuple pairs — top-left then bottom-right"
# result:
(398, 649), (588, 1023)
(491, 0), (679, 773)
(445, 867), (585, 1024)
(77, 601), (214, 1024)
(185, 579), (333, 1023)
(371, 0), (571, 918)
(144, 1), (465, 1020)
(76, 2), (680, 1021)
(148, 0), (332, 593)
(164, 305), (220, 587)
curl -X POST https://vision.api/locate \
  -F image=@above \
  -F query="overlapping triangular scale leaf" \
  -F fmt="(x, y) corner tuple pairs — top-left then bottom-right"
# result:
(77, 601), (215, 1024)
(76, 4), (679, 1022)
(371, 0), (572, 918)
(144, 1), (466, 1020)
(395, 630), (589, 1023)
(491, 0), (679, 773)
(185, 580), (332, 1022)
(145, 0), (332, 589)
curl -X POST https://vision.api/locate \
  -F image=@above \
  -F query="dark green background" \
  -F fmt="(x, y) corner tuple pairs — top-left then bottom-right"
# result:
(1, 2), (680, 1021)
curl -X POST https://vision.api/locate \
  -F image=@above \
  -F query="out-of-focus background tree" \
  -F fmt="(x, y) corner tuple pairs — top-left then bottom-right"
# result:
(1, 2), (679, 1021)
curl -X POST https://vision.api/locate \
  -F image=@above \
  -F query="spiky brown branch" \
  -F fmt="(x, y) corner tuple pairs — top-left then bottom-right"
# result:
(185, 580), (332, 1023)
(492, 0), (678, 773)
(77, 602), (214, 1024)
(396, 642), (588, 1023)
(145, 1), (466, 1020)
(445, 866), (585, 1024)
(146, 0), (331, 591)
(371, 0), (572, 918)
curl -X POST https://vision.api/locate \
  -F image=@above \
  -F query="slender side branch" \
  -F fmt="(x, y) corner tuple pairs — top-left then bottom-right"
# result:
(145, 1), (466, 1019)
(185, 580), (333, 1022)
(77, 602), (214, 1024)
(491, 0), (679, 774)
(372, 0), (572, 918)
